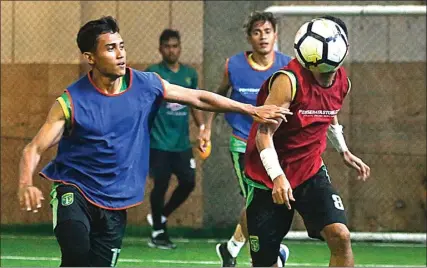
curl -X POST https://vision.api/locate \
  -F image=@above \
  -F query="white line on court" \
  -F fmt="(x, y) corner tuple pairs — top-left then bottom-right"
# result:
(1, 256), (425, 267)
(1, 235), (425, 247)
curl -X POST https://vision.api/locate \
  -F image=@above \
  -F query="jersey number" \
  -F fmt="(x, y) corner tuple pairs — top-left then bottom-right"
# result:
(332, 194), (344, 210)
(110, 248), (121, 267)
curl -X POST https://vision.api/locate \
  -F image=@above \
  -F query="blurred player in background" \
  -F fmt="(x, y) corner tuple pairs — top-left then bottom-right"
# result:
(201, 11), (291, 267)
(145, 29), (205, 250)
(244, 16), (370, 266)
(17, 16), (291, 267)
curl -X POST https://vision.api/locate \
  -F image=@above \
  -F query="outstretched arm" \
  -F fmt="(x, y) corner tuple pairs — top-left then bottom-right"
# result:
(18, 101), (66, 212)
(255, 73), (294, 209)
(163, 82), (291, 125)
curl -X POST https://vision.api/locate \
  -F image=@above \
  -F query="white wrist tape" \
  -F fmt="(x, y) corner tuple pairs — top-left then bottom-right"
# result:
(327, 124), (349, 153)
(259, 148), (285, 181)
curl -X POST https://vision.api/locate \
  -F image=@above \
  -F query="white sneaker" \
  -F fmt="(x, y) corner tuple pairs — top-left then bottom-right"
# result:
(146, 213), (167, 226)
(277, 244), (290, 267)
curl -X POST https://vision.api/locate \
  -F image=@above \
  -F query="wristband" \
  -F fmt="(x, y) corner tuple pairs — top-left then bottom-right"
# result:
(259, 148), (285, 181)
(327, 124), (349, 153)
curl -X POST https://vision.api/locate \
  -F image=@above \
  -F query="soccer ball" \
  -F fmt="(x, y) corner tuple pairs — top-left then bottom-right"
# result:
(294, 18), (349, 73)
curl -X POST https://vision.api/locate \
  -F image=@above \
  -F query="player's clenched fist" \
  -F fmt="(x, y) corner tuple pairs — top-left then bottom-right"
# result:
(18, 185), (44, 213)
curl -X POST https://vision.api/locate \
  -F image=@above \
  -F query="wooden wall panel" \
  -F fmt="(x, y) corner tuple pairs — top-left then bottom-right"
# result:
(47, 64), (80, 97)
(349, 154), (426, 232)
(1, 64), (80, 139)
(1, 137), (57, 224)
(350, 63), (426, 155)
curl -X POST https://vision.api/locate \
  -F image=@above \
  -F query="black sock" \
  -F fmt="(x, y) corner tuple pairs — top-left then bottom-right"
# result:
(150, 182), (169, 230)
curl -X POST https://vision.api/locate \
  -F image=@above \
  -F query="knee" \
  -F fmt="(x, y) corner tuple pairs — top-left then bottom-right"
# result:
(323, 224), (351, 249)
(179, 179), (195, 193)
(335, 228), (351, 244)
(152, 181), (169, 194)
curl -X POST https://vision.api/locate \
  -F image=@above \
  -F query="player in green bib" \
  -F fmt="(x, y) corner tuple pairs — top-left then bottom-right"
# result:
(145, 29), (205, 249)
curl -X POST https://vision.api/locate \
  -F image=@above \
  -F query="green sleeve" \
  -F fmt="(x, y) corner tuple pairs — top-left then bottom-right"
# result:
(56, 92), (72, 134)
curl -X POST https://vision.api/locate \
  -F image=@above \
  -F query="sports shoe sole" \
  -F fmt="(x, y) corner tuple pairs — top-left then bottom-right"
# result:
(147, 241), (176, 250)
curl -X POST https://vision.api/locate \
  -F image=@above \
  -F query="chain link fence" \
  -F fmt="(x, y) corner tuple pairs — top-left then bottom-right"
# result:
(1, 1), (426, 233)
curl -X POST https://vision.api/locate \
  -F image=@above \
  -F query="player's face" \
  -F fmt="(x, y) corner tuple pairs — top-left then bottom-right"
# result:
(89, 32), (126, 78)
(248, 21), (277, 55)
(159, 38), (181, 64)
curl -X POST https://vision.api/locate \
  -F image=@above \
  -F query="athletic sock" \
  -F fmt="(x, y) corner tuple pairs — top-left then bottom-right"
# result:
(227, 236), (246, 258)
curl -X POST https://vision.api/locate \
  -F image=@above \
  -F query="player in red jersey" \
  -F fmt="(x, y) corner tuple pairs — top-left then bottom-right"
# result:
(244, 16), (370, 267)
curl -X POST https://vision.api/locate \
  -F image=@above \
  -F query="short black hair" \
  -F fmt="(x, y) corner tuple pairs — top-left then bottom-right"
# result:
(159, 29), (181, 45)
(243, 11), (277, 36)
(76, 16), (120, 53)
(320, 15), (348, 39)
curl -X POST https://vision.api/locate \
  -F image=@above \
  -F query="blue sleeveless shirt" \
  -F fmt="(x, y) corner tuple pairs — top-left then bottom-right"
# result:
(224, 51), (291, 140)
(40, 68), (164, 209)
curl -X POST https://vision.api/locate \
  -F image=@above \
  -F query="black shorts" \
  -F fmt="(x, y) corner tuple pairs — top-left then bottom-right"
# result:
(51, 183), (127, 266)
(149, 148), (195, 183)
(246, 165), (348, 266)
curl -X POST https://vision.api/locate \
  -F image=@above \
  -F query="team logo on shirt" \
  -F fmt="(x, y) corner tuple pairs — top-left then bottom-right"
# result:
(298, 109), (339, 117)
(249, 235), (260, 252)
(61, 193), (74, 206)
(166, 102), (186, 112)
(237, 88), (259, 93)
